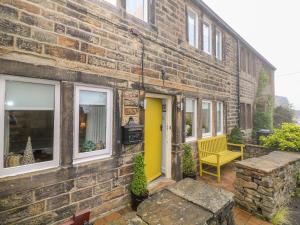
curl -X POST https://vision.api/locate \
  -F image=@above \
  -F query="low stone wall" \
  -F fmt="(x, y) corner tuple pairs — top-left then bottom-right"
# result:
(234, 151), (300, 220)
(244, 144), (273, 159)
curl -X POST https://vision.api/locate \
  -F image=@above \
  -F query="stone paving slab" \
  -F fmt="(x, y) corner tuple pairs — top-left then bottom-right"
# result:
(168, 178), (234, 214)
(235, 151), (300, 173)
(137, 189), (213, 225)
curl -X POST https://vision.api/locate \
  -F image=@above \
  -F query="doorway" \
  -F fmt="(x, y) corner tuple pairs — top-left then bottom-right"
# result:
(144, 94), (172, 183)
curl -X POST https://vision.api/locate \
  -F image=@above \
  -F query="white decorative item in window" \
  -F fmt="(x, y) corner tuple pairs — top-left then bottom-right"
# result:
(203, 20), (211, 54)
(185, 98), (197, 141)
(216, 29), (222, 60)
(74, 85), (113, 164)
(187, 9), (198, 48)
(126, 0), (148, 22)
(202, 100), (212, 137)
(0, 76), (60, 177)
(217, 102), (224, 135)
(104, 0), (116, 6)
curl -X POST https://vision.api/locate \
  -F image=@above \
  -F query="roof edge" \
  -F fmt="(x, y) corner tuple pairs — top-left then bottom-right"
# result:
(193, 0), (276, 70)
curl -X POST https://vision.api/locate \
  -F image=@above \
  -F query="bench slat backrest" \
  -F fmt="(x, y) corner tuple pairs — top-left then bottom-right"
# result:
(198, 135), (227, 158)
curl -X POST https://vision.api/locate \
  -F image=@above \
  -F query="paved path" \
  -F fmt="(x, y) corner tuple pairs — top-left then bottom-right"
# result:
(95, 163), (272, 225)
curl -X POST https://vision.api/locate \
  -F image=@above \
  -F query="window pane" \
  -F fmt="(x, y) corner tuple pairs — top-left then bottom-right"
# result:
(216, 31), (222, 60)
(126, 0), (146, 21)
(217, 102), (223, 134)
(202, 102), (211, 135)
(105, 0), (116, 5)
(4, 81), (55, 168)
(188, 11), (196, 47)
(185, 99), (196, 138)
(203, 23), (211, 53)
(79, 90), (107, 153)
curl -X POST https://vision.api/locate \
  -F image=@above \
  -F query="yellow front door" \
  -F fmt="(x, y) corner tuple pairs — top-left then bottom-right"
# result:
(144, 97), (162, 183)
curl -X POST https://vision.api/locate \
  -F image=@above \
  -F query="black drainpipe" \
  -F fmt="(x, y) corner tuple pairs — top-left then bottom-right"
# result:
(237, 39), (241, 127)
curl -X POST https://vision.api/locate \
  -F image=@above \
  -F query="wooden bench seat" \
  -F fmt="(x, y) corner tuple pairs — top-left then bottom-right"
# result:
(197, 135), (244, 182)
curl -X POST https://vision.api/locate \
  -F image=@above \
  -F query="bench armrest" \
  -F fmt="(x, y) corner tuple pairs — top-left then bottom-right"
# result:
(227, 143), (244, 155)
(227, 143), (245, 148)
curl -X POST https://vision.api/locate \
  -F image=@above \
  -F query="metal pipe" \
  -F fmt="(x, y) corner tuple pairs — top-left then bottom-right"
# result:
(237, 39), (241, 127)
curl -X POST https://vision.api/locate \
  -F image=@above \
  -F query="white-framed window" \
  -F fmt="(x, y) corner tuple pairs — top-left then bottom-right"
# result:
(216, 29), (222, 60)
(104, 0), (117, 6)
(217, 102), (224, 135)
(126, 0), (148, 22)
(203, 20), (212, 54)
(202, 100), (212, 137)
(0, 75), (60, 177)
(187, 8), (198, 48)
(185, 98), (197, 141)
(74, 85), (113, 164)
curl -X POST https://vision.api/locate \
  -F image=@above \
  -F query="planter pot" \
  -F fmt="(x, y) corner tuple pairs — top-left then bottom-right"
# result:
(183, 174), (197, 180)
(131, 191), (149, 211)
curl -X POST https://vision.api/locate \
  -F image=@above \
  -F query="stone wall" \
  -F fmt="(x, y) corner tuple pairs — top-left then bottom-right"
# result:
(234, 151), (300, 220)
(0, 0), (275, 224)
(244, 144), (274, 159)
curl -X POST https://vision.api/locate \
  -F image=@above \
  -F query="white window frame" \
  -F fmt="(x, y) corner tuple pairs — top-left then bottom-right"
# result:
(0, 75), (60, 178)
(202, 100), (213, 138)
(73, 85), (113, 164)
(187, 8), (198, 48)
(216, 29), (222, 60)
(185, 98), (197, 142)
(202, 19), (212, 54)
(126, 0), (148, 22)
(104, 0), (117, 6)
(217, 102), (224, 135)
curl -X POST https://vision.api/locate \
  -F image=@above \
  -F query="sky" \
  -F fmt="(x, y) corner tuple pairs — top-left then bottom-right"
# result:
(204, 0), (300, 110)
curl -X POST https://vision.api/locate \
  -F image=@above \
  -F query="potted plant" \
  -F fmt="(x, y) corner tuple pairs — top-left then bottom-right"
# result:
(130, 154), (149, 211)
(182, 144), (196, 179)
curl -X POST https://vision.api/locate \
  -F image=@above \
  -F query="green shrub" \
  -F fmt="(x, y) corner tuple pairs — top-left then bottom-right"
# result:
(271, 207), (292, 225)
(260, 123), (300, 152)
(229, 126), (245, 144)
(131, 154), (148, 196)
(182, 144), (196, 178)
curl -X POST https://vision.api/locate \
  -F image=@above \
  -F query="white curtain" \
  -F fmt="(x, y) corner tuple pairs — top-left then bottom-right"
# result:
(86, 106), (106, 146)
(4, 111), (9, 155)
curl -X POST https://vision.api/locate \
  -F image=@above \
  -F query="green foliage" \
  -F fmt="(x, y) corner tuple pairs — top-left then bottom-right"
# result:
(271, 207), (292, 225)
(82, 140), (96, 152)
(182, 144), (196, 177)
(131, 154), (148, 196)
(253, 111), (273, 131)
(229, 126), (245, 144)
(260, 123), (300, 152)
(273, 105), (295, 128)
(257, 70), (269, 97)
(253, 70), (274, 134)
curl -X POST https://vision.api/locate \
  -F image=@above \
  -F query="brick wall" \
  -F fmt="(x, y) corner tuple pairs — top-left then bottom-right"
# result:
(0, 0), (275, 224)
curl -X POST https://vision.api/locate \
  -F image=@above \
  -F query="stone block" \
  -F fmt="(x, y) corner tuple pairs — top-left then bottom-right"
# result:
(45, 45), (86, 63)
(0, 33), (14, 47)
(0, 4), (18, 19)
(75, 175), (96, 189)
(0, 190), (33, 211)
(71, 188), (93, 202)
(93, 181), (112, 195)
(101, 187), (124, 202)
(35, 181), (74, 200)
(46, 194), (70, 210)
(16, 38), (43, 54)
(0, 18), (31, 37)
(0, 201), (45, 224)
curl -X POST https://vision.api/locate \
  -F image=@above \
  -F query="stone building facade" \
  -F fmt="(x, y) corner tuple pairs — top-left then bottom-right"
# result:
(0, 0), (275, 224)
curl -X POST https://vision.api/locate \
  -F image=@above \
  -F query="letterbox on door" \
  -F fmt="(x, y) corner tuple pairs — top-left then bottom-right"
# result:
(122, 117), (144, 145)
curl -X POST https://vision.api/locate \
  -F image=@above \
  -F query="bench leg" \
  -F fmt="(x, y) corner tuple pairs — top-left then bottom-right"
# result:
(217, 165), (221, 183)
(200, 161), (203, 177)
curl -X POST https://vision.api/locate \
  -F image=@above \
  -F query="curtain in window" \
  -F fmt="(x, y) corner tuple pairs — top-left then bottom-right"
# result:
(86, 106), (106, 147)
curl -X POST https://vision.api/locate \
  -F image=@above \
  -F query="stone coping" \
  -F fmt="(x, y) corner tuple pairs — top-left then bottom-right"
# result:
(167, 178), (234, 214)
(235, 151), (300, 174)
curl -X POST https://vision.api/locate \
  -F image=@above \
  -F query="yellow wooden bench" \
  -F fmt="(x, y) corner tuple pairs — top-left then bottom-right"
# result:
(197, 135), (244, 182)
